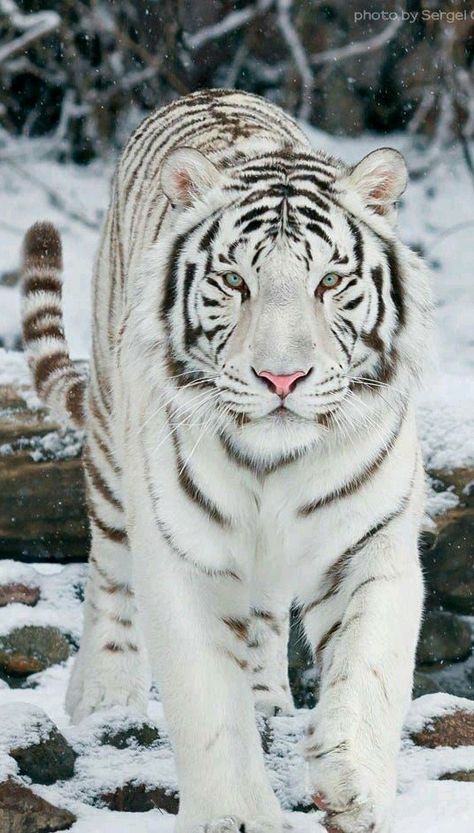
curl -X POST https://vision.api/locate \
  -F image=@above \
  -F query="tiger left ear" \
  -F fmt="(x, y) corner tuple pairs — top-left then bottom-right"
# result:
(161, 147), (222, 207)
(339, 148), (408, 222)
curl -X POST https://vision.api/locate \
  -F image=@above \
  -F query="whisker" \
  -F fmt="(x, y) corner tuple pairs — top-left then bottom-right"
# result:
(138, 381), (218, 434)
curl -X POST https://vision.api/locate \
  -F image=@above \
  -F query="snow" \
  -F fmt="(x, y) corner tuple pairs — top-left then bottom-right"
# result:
(0, 560), (85, 639)
(0, 560), (473, 832)
(0, 156), (110, 358)
(404, 692), (474, 734)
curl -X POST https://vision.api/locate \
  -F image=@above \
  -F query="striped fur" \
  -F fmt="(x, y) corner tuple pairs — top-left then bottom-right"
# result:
(21, 90), (431, 833)
(22, 223), (86, 428)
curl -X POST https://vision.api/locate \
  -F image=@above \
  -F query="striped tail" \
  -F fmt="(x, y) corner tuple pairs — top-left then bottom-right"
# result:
(21, 222), (87, 429)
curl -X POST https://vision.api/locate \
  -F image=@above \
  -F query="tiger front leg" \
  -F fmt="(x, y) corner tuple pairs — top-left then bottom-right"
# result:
(300, 519), (423, 833)
(66, 524), (150, 723)
(131, 536), (282, 833)
(248, 607), (294, 717)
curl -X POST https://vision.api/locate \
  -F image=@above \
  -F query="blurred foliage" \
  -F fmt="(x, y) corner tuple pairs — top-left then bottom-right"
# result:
(0, 0), (473, 162)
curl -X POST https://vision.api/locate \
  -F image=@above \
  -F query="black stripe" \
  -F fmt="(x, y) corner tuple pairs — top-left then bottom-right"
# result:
(306, 223), (332, 247)
(215, 324), (236, 362)
(236, 205), (272, 226)
(347, 216), (363, 271)
(297, 205), (332, 227)
(141, 431), (239, 579)
(384, 242), (405, 331)
(334, 277), (358, 297)
(182, 262), (202, 348)
(342, 294), (364, 311)
(331, 327), (351, 361)
(200, 217), (220, 251)
(372, 265), (385, 331)
(89, 505), (128, 545)
(171, 423), (231, 528)
(299, 410), (404, 516)
(303, 488), (412, 615)
(339, 316), (357, 340)
(241, 218), (267, 235)
(204, 322), (225, 340)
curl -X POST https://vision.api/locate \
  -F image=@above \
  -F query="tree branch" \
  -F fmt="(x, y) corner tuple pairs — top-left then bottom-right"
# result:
(310, 15), (402, 67)
(184, 0), (273, 51)
(276, 0), (314, 120)
(0, 0), (60, 64)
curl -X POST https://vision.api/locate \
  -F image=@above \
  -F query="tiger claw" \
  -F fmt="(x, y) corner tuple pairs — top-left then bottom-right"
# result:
(313, 793), (328, 811)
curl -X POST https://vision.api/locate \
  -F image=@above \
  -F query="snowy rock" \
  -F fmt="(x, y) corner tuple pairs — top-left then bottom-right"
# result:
(409, 705), (474, 749)
(0, 779), (76, 832)
(0, 584), (40, 608)
(0, 626), (71, 677)
(2, 703), (78, 785)
(416, 610), (472, 666)
(10, 728), (77, 785)
(440, 770), (474, 782)
(98, 782), (179, 813)
(99, 719), (161, 750)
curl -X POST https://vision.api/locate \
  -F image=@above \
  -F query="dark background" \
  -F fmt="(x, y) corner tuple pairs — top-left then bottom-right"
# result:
(1, 0), (473, 163)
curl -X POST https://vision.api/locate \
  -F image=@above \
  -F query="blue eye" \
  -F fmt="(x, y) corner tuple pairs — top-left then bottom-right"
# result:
(223, 272), (245, 291)
(321, 273), (340, 289)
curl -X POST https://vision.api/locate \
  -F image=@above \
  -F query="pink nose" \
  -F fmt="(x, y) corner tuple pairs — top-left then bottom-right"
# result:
(257, 369), (308, 398)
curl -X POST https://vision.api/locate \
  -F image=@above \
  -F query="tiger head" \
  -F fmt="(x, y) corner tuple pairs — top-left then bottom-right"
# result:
(152, 143), (428, 465)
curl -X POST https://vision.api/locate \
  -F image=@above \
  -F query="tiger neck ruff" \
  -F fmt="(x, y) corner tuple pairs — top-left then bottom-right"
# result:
(22, 89), (431, 833)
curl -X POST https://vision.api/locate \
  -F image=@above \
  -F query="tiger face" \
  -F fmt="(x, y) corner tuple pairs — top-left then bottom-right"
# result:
(158, 144), (409, 461)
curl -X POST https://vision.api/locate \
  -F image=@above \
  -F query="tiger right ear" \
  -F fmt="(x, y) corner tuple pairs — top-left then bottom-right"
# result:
(161, 147), (222, 207)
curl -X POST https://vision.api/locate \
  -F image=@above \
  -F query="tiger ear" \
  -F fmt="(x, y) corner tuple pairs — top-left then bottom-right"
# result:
(340, 148), (407, 222)
(161, 147), (222, 207)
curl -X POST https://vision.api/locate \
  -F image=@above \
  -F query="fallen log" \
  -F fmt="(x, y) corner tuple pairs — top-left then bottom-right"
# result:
(0, 374), (88, 562)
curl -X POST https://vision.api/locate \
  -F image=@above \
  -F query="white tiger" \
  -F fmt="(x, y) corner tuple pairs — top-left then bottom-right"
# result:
(21, 89), (431, 833)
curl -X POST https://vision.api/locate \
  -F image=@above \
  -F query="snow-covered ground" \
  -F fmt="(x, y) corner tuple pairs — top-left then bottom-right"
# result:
(0, 560), (474, 833)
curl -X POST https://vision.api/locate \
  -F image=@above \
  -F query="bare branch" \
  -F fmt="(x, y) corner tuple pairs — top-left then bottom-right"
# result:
(310, 15), (402, 67)
(0, 0), (60, 64)
(184, 0), (273, 51)
(276, 0), (314, 120)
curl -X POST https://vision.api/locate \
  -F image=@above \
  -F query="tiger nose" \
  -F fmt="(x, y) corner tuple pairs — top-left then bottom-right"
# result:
(255, 369), (310, 398)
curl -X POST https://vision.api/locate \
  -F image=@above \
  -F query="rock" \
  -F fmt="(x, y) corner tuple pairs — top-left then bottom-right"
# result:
(0, 626), (71, 676)
(0, 584), (40, 607)
(0, 779), (76, 832)
(0, 379), (88, 562)
(99, 719), (161, 749)
(0, 703), (76, 784)
(416, 610), (472, 666)
(422, 469), (474, 615)
(440, 770), (474, 782)
(424, 518), (474, 614)
(99, 782), (179, 813)
(411, 709), (474, 748)
(10, 729), (77, 785)
(412, 671), (441, 698)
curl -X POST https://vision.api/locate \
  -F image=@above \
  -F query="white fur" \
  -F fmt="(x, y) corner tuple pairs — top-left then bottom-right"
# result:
(62, 91), (432, 833)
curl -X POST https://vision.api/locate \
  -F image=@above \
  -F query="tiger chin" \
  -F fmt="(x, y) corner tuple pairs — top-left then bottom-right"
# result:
(21, 89), (431, 833)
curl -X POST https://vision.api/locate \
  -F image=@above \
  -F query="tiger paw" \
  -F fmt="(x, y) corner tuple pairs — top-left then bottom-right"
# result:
(193, 818), (281, 833)
(304, 726), (394, 832)
(253, 684), (295, 717)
